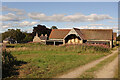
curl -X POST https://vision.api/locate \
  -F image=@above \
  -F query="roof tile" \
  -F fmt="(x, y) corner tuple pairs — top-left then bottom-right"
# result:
(49, 29), (70, 39)
(49, 28), (113, 40)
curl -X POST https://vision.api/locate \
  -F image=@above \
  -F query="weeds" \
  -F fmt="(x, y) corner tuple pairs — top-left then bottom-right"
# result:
(7, 43), (110, 54)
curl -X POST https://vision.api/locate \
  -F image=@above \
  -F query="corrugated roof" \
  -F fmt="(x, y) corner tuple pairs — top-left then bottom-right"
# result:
(49, 29), (71, 39)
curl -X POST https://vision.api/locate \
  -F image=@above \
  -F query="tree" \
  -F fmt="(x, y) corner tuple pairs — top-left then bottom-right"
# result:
(23, 32), (33, 43)
(2, 29), (26, 43)
(51, 26), (58, 29)
(32, 24), (51, 37)
(15, 29), (26, 42)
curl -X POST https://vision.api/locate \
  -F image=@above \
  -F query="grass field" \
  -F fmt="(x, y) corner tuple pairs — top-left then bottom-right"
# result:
(5, 43), (111, 78)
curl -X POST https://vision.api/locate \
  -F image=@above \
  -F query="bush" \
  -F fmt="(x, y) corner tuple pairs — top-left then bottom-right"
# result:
(2, 49), (17, 78)
(2, 49), (27, 78)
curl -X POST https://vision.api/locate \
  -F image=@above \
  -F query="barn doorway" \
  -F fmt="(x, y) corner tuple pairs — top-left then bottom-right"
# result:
(64, 34), (82, 44)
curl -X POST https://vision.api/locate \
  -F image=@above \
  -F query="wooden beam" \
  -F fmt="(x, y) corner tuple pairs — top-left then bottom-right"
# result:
(54, 41), (55, 45)
(110, 40), (112, 48)
(87, 40), (110, 41)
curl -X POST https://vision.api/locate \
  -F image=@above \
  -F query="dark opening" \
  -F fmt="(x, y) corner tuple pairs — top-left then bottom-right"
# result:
(65, 34), (81, 43)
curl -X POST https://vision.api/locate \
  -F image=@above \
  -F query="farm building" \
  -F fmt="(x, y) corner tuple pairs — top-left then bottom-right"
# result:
(3, 37), (17, 44)
(33, 33), (47, 44)
(33, 28), (117, 48)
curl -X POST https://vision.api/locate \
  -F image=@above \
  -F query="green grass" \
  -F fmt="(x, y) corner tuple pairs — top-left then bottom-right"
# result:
(79, 52), (118, 78)
(5, 43), (111, 78)
(15, 54), (105, 78)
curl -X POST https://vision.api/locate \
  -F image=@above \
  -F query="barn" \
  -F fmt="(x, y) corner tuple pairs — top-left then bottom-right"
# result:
(33, 28), (117, 48)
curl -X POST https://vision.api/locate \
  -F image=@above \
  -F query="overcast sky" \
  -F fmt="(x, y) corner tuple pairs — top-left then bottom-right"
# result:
(1, 2), (118, 34)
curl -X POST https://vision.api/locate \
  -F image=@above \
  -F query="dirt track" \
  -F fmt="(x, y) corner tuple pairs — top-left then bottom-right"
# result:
(95, 54), (118, 78)
(56, 49), (118, 78)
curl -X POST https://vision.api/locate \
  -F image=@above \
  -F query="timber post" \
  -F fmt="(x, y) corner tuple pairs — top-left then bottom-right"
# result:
(54, 41), (55, 45)
(110, 40), (112, 48)
(63, 40), (65, 45)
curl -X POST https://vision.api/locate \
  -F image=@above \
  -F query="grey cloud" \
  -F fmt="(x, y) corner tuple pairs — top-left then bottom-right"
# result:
(0, 13), (26, 21)
(2, 6), (26, 15)
(2, 21), (38, 28)
(28, 13), (113, 22)
(88, 24), (104, 26)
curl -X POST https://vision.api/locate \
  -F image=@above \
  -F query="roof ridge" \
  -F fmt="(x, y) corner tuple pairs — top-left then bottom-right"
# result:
(52, 29), (71, 31)
(80, 29), (113, 30)
(73, 28), (85, 39)
(73, 28), (80, 30)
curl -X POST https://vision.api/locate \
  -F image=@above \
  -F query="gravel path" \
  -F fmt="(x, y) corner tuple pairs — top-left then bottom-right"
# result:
(95, 53), (118, 78)
(56, 49), (118, 78)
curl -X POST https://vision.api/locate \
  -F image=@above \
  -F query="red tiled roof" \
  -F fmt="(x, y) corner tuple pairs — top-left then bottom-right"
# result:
(49, 28), (113, 40)
(80, 29), (113, 40)
(113, 32), (117, 40)
(73, 28), (85, 39)
(49, 29), (71, 39)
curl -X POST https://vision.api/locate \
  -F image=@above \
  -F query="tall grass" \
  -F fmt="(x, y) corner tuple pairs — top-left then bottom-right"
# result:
(7, 43), (110, 54)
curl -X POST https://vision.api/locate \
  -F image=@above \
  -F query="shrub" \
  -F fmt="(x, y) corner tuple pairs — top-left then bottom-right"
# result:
(2, 49), (17, 78)
(2, 49), (27, 78)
